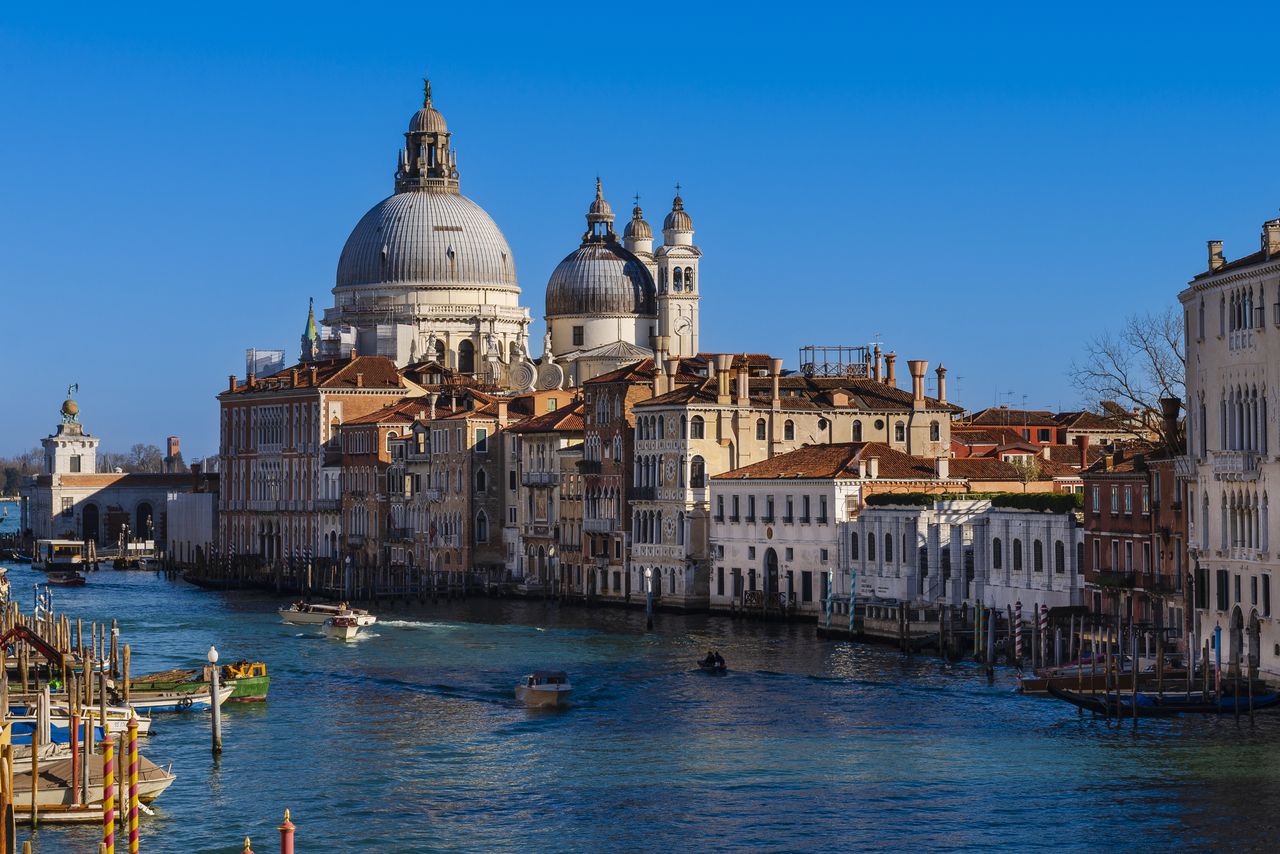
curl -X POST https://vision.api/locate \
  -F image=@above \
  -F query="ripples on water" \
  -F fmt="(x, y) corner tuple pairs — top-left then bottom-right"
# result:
(0, 549), (1277, 852)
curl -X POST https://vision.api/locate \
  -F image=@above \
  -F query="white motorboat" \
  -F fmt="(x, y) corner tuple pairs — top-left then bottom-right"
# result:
(123, 683), (234, 714)
(279, 601), (377, 628)
(11, 752), (176, 806)
(515, 671), (572, 709)
(323, 616), (361, 641)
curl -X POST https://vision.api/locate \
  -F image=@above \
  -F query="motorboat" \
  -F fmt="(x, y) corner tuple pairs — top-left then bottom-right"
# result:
(11, 752), (176, 806)
(279, 601), (377, 628)
(137, 557), (163, 572)
(324, 616), (361, 641)
(122, 683), (234, 714)
(515, 671), (572, 708)
(128, 661), (270, 703)
(32, 540), (85, 571)
(45, 571), (87, 587)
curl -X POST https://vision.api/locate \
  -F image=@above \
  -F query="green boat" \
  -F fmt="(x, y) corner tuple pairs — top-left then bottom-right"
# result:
(128, 661), (270, 703)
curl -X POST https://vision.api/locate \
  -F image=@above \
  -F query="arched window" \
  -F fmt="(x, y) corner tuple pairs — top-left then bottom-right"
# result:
(894, 421), (906, 443)
(868, 532), (876, 561)
(1054, 540), (1066, 574)
(1013, 539), (1023, 572)
(673, 267), (684, 291)
(784, 420), (795, 441)
(850, 532), (860, 560)
(884, 533), (893, 563)
(852, 421), (863, 442)
(685, 267), (695, 291)
(929, 421), (940, 442)
(690, 455), (706, 488)
(993, 537), (1003, 569)
(677, 511), (685, 545)
(690, 415), (705, 439)
(756, 418), (766, 441)
(474, 510), (489, 543)
(475, 468), (488, 493)
(457, 339), (475, 374)
(1033, 540), (1044, 572)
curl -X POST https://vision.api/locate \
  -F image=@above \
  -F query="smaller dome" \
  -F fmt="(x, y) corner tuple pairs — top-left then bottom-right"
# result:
(587, 178), (613, 224)
(624, 204), (651, 241)
(546, 242), (656, 317)
(409, 106), (447, 134)
(663, 193), (693, 232)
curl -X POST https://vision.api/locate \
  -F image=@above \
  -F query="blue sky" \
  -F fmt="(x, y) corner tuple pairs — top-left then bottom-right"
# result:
(3, 2), (1279, 458)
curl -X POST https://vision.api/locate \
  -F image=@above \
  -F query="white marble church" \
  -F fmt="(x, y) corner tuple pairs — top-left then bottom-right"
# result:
(313, 80), (702, 389)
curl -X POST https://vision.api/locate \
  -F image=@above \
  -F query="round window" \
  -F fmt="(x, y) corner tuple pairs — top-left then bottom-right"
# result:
(874, 419), (885, 430)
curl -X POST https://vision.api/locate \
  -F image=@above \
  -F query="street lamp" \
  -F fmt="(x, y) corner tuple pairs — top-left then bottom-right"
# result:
(644, 567), (654, 631)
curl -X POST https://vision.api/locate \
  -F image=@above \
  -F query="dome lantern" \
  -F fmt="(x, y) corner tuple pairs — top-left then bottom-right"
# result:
(584, 177), (615, 240)
(396, 78), (459, 194)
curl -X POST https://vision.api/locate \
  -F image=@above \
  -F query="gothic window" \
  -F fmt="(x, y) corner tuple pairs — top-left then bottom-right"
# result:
(475, 469), (487, 493)
(475, 510), (489, 543)
(784, 420), (795, 441)
(690, 415), (705, 439)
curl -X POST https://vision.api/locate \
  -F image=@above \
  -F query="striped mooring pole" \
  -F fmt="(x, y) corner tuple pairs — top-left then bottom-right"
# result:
(1014, 601), (1023, 664)
(127, 715), (140, 854)
(279, 808), (296, 854)
(102, 737), (115, 854)
(1039, 604), (1050, 669)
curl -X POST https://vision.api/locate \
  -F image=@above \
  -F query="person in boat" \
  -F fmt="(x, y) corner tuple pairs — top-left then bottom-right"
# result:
(713, 651), (725, 668)
(702, 650), (725, 669)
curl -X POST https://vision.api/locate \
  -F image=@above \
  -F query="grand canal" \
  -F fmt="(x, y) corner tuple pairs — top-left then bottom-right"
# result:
(2, 535), (1278, 850)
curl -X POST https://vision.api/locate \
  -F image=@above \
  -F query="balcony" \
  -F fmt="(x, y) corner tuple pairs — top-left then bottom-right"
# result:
(628, 486), (657, 502)
(1094, 570), (1136, 589)
(389, 527), (415, 542)
(314, 498), (342, 512)
(584, 517), (618, 533)
(522, 470), (561, 487)
(579, 461), (603, 474)
(1149, 575), (1181, 594)
(1212, 450), (1260, 481)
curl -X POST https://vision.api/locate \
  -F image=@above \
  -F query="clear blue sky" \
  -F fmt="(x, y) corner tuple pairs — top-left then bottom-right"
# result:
(4, 2), (1279, 458)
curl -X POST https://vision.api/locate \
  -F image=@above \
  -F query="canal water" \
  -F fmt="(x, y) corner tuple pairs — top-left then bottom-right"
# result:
(2, 521), (1278, 851)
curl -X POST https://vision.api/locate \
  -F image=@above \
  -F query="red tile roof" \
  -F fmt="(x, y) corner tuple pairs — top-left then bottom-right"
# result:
(509, 401), (586, 434)
(713, 443), (939, 481)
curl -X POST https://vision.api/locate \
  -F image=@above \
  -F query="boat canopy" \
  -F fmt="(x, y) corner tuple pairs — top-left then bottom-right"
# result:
(530, 671), (568, 683)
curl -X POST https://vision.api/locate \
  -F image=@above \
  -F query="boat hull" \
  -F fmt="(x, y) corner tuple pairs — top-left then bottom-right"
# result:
(1047, 685), (1280, 717)
(126, 684), (234, 714)
(515, 685), (572, 708)
(279, 607), (376, 627)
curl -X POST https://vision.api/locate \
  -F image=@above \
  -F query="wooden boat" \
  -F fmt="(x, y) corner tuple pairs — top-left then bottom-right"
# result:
(11, 752), (176, 807)
(122, 683), (234, 714)
(128, 661), (270, 703)
(515, 671), (572, 708)
(1047, 685), (1280, 717)
(45, 571), (87, 587)
(279, 601), (377, 627)
(1020, 670), (1190, 696)
(324, 616), (361, 641)
(698, 653), (727, 674)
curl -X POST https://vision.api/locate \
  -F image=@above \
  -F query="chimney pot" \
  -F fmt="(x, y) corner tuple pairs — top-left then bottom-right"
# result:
(907, 360), (928, 407)
(868, 456), (880, 479)
(884, 353), (897, 387)
(936, 456), (949, 479)
(228, 374), (236, 392)
(935, 364), (947, 404)
(873, 344), (883, 383)
(355, 372), (364, 388)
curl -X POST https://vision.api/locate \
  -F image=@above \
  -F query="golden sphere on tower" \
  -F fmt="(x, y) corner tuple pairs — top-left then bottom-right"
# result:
(61, 399), (78, 419)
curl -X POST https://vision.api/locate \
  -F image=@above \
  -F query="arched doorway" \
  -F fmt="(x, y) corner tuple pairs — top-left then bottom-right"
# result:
(1229, 606), (1245, 678)
(135, 502), (154, 541)
(764, 548), (779, 599)
(458, 339), (475, 374)
(1249, 610), (1262, 677)
(82, 503), (100, 544)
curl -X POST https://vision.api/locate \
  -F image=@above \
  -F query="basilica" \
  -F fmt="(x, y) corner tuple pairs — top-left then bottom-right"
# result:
(314, 80), (702, 389)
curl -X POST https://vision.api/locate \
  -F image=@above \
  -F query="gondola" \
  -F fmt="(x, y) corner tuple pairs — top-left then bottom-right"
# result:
(1047, 684), (1280, 717)
(698, 660), (727, 674)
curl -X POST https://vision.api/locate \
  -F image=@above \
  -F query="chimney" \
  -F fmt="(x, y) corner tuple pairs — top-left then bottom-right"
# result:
(736, 358), (750, 406)
(872, 343), (883, 383)
(858, 459), (868, 478)
(1040, 445), (1051, 460)
(716, 354), (733, 405)
(1159, 396), (1181, 450)
(290, 368), (299, 387)
(665, 358), (680, 387)
(1265, 219), (1280, 260)
(496, 398), (510, 425)
(1075, 434), (1090, 470)
(907, 360), (928, 409)
(655, 335), (670, 364)
(884, 353), (897, 387)
(935, 364), (947, 403)
(355, 372), (364, 388)
(936, 456), (949, 479)
(247, 370), (256, 390)
(228, 374), (237, 392)
(770, 358), (783, 409)
(428, 392), (439, 418)
(868, 456), (880, 479)
(309, 365), (318, 386)
(653, 360), (668, 397)
(1208, 239), (1225, 272)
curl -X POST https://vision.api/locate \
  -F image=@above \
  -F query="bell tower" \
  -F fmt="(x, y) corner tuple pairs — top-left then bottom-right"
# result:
(655, 186), (701, 358)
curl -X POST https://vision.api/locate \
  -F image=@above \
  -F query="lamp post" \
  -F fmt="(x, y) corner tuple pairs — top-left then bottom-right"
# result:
(644, 567), (654, 631)
(208, 645), (222, 755)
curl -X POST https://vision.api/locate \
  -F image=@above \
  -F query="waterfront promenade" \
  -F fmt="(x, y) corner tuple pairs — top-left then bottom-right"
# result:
(0, 553), (1276, 852)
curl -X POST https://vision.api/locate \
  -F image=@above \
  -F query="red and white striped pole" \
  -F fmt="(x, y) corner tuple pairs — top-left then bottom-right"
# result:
(1039, 604), (1050, 670)
(1014, 601), (1023, 665)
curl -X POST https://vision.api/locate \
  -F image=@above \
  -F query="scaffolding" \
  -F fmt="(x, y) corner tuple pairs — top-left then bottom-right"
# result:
(799, 345), (873, 379)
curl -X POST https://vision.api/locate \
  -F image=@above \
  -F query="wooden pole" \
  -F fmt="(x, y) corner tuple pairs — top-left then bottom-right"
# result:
(122, 645), (130, 705)
(1131, 631), (1139, 726)
(30, 707), (39, 829)
(70, 709), (80, 807)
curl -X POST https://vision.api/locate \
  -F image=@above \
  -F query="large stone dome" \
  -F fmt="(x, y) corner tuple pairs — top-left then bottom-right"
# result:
(545, 241), (656, 317)
(336, 191), (518, 291)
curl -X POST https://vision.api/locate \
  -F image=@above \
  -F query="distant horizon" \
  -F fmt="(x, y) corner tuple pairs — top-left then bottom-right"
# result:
(5, 3), (1276, 457)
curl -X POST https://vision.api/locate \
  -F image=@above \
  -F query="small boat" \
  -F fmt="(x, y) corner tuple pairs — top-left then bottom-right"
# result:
(128, 661), (270, 703)
(515, 671), (572, 708)
(279, 601), (377, 627)
(137, 557), (163, 572)
(698, 652), (727, 674)
(123, 683), (234, 714)
(1047, 685), (1280, 717)
(11, 752), (176, 807)
(45, 571), (87, 587)
(324, 616), (361, 641)
(12, 552), (33, 563)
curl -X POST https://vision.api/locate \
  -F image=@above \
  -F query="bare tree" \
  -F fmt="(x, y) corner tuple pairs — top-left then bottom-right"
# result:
(1007, 455), (1042, 492)
(1070, 306), (1185, 444)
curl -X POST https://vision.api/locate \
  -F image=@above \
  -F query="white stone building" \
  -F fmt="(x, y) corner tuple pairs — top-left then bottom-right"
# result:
(1180, 215), (1280, 680)
(844, 499), (1085, 614)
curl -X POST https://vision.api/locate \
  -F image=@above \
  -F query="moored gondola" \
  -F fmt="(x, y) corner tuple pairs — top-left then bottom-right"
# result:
(1047, 684), (1280, 717)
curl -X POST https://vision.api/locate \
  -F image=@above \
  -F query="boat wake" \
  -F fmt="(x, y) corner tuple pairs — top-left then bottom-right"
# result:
(379, 620), (460, 631)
